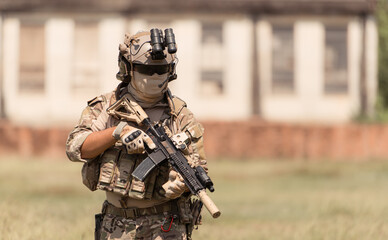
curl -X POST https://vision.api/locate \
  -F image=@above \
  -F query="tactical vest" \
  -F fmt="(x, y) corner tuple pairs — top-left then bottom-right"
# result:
(83, 94), (204, 201)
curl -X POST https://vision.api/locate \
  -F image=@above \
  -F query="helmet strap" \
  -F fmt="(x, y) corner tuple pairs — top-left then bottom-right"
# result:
(129, 50), (134, 79)
(129, 61), (134, 79)
(168, 57), (178, 82)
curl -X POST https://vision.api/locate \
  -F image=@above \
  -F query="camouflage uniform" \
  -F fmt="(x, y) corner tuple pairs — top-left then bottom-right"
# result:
(97, 210), (187, 240)
(66, 89), (207, 240)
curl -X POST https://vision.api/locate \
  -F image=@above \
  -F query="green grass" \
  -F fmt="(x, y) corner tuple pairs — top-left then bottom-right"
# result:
(1, 157), (388, 239)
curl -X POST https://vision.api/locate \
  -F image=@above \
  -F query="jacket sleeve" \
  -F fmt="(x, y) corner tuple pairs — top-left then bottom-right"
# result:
(178, 107), (208, 172)
(65, 96), (106, 163)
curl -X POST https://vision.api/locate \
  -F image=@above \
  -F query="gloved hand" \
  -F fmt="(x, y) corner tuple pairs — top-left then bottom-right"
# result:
(114, 123), (156, 154)
(162, 170), (188, 199)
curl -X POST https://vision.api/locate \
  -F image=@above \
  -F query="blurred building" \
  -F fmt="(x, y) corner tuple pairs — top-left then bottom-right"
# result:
(0, 0), (377, 126)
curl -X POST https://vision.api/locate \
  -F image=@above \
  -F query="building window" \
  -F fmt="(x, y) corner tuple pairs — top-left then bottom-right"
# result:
(200, 22), (224, 95)
(19, 21), (45, 92)
(272, 24), (294, 94)
(73, 21), (99, 92)
(325, 26), (348, 94)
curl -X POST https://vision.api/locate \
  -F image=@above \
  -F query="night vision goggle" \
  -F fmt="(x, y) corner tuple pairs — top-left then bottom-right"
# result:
(150, 28), (177, 60)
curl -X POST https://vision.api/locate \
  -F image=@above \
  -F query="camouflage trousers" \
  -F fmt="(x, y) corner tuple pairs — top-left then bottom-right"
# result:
(95, 213), (190, 240)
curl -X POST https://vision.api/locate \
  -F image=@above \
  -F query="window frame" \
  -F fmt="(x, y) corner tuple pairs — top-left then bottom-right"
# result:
(72, 19), (101, 94)
(324, 24), (349, 95)
(200, 20), (224, 96)
(18, 19), (46, 94)
(271, 22), (295, 95)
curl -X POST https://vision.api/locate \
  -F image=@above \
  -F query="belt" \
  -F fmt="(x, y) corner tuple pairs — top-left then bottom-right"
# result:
(101, 200), (179, 219)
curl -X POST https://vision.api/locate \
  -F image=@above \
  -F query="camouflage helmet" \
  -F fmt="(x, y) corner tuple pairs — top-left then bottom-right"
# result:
(116, 30), (177, 83)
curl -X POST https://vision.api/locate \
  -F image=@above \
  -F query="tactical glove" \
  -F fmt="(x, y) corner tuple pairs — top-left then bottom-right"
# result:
(113, 122), (156, 154)
(162, 170), (189, 199)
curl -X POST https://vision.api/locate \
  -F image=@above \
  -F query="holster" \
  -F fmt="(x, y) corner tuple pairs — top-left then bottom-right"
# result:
(186, 198), (203, 239)
(82, 159), (101, 191)
(94, 213), (104, 240)
(191, 199), (203, 226)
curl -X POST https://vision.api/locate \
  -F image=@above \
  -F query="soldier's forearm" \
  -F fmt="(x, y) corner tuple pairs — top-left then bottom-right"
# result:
(81, 127), (117, 159)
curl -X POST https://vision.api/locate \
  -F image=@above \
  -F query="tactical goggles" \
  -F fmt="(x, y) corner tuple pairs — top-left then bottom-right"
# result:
(133, 63), (171, 76)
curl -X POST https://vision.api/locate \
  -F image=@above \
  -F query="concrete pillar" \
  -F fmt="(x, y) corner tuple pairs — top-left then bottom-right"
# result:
(2, 18), (19, 123)
(169, 19), (200, 105)
(365, 15), (378, 118)
(252, 16), (261, 116)
(257, 20), (271, 101)
(99, 18), (126, 92)
(348, 18), (362, 115)
(222, 17), (253, 120)
(295, 20), (324, 120)
(46, 18), (74, 123)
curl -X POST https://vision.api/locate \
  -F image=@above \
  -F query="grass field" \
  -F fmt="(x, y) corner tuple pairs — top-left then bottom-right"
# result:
(1, 156), (388, 240)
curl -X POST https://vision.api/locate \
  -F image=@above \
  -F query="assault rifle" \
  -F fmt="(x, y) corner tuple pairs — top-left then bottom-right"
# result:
(107, 96), (221, 218)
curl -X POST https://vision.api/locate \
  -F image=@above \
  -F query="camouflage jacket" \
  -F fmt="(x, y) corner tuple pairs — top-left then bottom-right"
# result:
(65, 89), (208, 198)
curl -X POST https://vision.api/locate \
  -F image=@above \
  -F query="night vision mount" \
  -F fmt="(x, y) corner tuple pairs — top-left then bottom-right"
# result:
(150, 28), (177, 60)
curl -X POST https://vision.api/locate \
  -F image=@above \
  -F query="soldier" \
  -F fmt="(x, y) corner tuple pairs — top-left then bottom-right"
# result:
(66, 29), (208, 240)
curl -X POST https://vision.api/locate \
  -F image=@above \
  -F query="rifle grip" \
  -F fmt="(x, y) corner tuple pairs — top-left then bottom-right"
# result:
(197, 190), (221, 218)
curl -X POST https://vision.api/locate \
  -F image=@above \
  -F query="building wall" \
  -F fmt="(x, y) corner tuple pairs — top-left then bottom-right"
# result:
(2, 14), (124, 126)
(0, 12), (378, 126)
(258, 16), (372, 123)
(1, 13), (254, 125)
(2, 119), (388, 160)
(127, 14), (253, 120)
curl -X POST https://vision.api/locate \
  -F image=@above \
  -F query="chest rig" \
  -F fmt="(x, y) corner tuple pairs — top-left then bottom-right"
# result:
(95, 93), (187, 201)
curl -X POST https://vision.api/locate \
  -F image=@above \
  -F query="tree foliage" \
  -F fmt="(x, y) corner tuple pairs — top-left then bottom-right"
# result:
(377, 0), (388, 108)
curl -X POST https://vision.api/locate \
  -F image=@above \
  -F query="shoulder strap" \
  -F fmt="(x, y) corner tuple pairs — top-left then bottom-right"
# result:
(87, 95), (106, 107)
(170, 96), (187, 116)
(87, 91), (116, 108)
(166, 89), (187, 116)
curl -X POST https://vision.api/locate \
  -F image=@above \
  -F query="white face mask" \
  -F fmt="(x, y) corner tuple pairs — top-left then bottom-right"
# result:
(129, 71), (169, 103)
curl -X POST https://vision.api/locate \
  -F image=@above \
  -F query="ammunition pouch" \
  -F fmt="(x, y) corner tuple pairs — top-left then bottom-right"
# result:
(190, 198), (203, 226)
(176, 197), (193, 224)
(176, 197), (203, 225)
(81, 159), (101, 191)
(96, 147), (170, 200)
